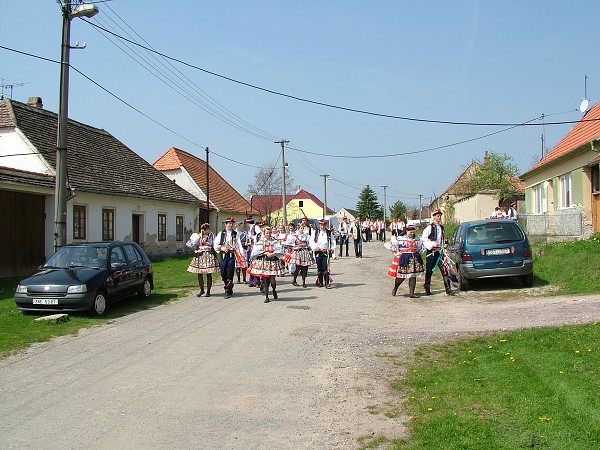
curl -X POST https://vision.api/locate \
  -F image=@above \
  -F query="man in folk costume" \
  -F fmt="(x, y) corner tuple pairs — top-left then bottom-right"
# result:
(213, 217), (244, 299)
(349, 216), (363, 258)
(235, 221), (248, 285)
(397, 218), (406, 236)
(310, 219), (336, 288)
(421, 208), (451, 296)
(378, 218), (386, 242)
(337, 216), (350, 257)
(507, 201), (519, 221)
(385, 225), (424, 297)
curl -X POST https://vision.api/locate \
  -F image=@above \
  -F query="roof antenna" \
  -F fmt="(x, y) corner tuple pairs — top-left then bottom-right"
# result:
(579, 75), (590, 113)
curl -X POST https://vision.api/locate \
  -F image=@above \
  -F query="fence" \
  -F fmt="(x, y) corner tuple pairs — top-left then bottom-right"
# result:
(522, 208), (584, 238)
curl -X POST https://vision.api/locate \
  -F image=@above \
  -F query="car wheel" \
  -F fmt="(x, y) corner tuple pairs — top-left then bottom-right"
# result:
(458, 268), (470, 291)
(521, 272), (534, 287)
(138, 276), (152, 299)
(90, 291), (108, 316)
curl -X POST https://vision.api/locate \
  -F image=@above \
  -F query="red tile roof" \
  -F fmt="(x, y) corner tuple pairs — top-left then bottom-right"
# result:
(526, 100), (600, 173)
(153, 147), (253, 215)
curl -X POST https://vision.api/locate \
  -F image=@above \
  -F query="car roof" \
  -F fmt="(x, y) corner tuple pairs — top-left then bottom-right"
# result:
(64, 241), (138, 248)
(460, 219), (519, 226)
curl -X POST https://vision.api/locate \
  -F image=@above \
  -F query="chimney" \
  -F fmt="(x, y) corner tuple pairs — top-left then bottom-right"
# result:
(27, 97), (43, 108)
(295, 185), (301, 194)
(483, 150), (489, 164)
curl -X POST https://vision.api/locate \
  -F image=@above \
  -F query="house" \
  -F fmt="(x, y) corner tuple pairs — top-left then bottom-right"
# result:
(252, 187), (334, 225)
(152, 147), (255, 229)
(520, 101), (600, 238)
(0, 97), (200, 278)
(431, 153), (523, 223)
(336, 207), (358, 222)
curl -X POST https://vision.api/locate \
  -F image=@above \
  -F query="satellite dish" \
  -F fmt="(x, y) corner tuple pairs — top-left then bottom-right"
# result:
(580, 99), (590, 113)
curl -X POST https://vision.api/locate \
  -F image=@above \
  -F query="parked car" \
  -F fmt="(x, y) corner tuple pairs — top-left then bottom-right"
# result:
(14, 242), (153, 316)
(447, 219), (533, 290)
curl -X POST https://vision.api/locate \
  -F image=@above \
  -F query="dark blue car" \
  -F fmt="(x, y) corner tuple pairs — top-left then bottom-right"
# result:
(14, 242), (153, 315)
(447, 219), (533, 290)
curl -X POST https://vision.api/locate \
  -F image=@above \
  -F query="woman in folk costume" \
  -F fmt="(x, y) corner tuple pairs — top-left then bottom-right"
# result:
(243, 218), (262, 288)
(274, 223), (294, 274)
(247, 225), (285, 303)
(235, 221), (248, 284)
(289, 222), (316, 288)
(385, 225), (424, 298)
(186, 223), (220, 297)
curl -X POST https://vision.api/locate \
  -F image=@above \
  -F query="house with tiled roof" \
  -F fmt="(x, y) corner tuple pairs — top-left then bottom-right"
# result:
(0, 97), (200, 277)
(520, 101), (600, 238)
(251, 188), (334, 225)
(152, 147), (255, 228)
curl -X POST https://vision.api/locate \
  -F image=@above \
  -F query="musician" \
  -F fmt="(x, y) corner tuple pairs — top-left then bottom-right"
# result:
(186, 223), (219, 297)
(385, 225), (424, 298)
(348, 217), (362, 258)
(338, 216), (350, 257)
(213, 217), (244, 299)
(248, 226), (285, 303)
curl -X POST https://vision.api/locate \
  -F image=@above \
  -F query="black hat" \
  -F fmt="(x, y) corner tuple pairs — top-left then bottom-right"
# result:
(406, 225), (416, 231)
(224, 217), (235, 223)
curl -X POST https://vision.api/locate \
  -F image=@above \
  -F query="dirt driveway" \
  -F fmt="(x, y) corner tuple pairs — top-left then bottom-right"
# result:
(1, 241), (599, 449)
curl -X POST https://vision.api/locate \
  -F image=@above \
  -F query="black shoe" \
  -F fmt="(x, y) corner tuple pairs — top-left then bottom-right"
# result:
(225, 293), (231, 299)
(196, 290), (204, 297)
(205, 292), (211, 297)
(424, 285), (431, 296)
(292, 281), (300, 287)
(444, 278), (452, 295)
(409, 293), (420, 298)
(272, 289), (278, 299)
(302, 283), (307, 288)
(392, 287), (398, 296)
(264, 297), (270, 303)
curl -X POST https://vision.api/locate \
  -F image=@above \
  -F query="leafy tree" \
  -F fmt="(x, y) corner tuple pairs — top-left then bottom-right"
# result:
(356, 185), (382, 220)
(389, 200), (407, 221)
(471, 151), (523, 202)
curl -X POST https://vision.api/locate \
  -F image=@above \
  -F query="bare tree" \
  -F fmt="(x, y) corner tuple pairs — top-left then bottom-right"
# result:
(247, 166), (294, 225)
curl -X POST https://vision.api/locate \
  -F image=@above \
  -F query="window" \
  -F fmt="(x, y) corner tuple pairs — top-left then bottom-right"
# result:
(533, 184), (547, 214)
(158, 214), (167, 241)
(176, 215), (184, 241)
(298, 201), (304, 207)
(560, 173), (572, 208)
(102, 209), (115, 241)
(123, 244), (142, 263)
(73, 205), (86, 240)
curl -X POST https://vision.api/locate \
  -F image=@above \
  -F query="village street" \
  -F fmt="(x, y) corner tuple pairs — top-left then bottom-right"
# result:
(1, 241), (600, 449)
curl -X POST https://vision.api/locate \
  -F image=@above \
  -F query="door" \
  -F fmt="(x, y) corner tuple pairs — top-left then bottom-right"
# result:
(132, 214), (141, 243)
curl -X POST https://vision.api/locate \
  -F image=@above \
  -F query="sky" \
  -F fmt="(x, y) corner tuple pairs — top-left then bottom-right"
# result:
(1, 1), (599, 216)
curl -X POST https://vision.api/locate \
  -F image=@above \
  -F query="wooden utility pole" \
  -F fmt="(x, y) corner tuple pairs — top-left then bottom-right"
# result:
(275, 140), (289, 225)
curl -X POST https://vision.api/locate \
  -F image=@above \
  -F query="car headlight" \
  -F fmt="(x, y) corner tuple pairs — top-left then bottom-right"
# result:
(67, 284), (88, 294)
(15, 285), (27, 294)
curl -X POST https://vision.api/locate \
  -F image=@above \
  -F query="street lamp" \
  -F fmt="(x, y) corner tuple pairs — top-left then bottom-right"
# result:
(54, 1), (99, 251)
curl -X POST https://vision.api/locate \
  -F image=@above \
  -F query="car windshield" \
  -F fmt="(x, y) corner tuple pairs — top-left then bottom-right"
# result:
(466, 223), (524, 245)
(44, 246), (108, 269)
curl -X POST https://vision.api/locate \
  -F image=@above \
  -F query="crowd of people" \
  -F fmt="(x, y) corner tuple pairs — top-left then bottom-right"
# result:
(185, 210), (457, 302)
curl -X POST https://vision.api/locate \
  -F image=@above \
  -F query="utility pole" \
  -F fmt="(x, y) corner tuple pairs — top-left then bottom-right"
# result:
(54, 1), (99, 251)
(275, 140), (289, 225)
(320, 174), (330, 218)
(381, 185), (388, 225)
(419, 194), (423, 225)
(205, 147), (209, 228)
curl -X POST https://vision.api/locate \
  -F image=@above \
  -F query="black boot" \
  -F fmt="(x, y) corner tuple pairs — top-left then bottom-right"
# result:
(197, 274), (205, 297)
(206, 275), (212, 297)
(392, 278), (403, 296)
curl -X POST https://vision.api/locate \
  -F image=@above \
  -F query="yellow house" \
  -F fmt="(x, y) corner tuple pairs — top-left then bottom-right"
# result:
(252, 188), (334, 225)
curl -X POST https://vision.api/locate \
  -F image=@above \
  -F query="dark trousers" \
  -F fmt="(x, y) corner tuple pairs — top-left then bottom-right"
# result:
(339, 235), (349, 256)
(220, 253), (235, 286)
(354, 237), (362, 257)
(315, 251), (330, 286)
(424, 251), (442, 287)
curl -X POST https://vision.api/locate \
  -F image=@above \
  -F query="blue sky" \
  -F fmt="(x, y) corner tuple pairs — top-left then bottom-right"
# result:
(1, 1), (597, 215)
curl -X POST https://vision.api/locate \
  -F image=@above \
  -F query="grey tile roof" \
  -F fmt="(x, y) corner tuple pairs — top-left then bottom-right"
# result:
(0, 99), (200, 206)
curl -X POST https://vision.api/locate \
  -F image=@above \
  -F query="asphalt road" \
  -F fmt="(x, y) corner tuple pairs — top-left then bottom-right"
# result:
(2, 241), (600, 449)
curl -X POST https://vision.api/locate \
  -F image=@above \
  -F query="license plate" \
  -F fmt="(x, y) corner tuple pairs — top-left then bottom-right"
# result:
(33, 299), (59, 305)
(486, 248), (510, 256)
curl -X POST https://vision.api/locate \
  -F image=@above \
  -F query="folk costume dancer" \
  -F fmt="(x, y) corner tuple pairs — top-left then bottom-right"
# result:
(290, 223), (316, 288)
(349, 217), (363, 258)
(507, 202), (519, 221)
(338, 217), (350, 257)
(186, 223), (219, 297)
(274, 224), (294, 275)
(244, 219), (262, 288)
(214, 217), (244, 299)
(378, 218), (386, 242)
(247, 226), (285, 303)
(421, 208), (451, 296)
(385, 225), (424, 298)
(310, 219), (336, 288)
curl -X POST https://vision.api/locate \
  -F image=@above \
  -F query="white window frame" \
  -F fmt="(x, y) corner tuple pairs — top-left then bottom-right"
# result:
(559, 173), (572, 208)
(533, 183), (547, 214)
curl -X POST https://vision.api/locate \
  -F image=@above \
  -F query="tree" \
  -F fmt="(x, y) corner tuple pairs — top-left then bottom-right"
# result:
(356, 185), (382, 219)
(470, 151), (523, 202)
(389, 200), (407, 221)
(247, 166), (294, 224)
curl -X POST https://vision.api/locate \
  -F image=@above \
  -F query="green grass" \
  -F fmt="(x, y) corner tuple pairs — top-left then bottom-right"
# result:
(0, 254), (196, 358)
(532, 235), (600, 294)
(389, 323), (600, 449)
